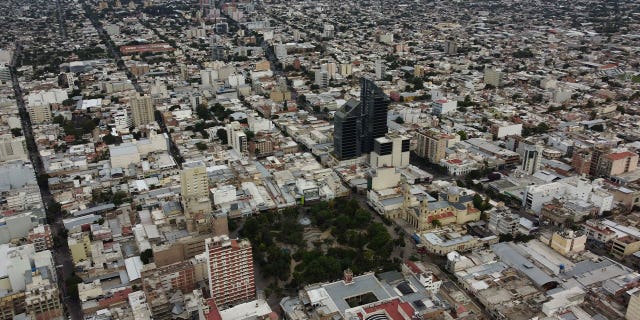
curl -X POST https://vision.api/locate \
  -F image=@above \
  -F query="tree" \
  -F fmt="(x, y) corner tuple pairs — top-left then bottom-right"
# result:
(102, 133), (118, 145)
(244, 129), (255, 141)
(394, 116), (404, 124)
(431, 219), (442, 228)
(196, 142), (208, 151)
(112, 191), (128, 206)
(457, 130), (468, 140)
(53, 115), (65, 125)
(591, 124), (604, 132)
(216, 128), (228, 144)
(10, 128), (22, 137)
(196, 104), (211, 120)
(140, 249), (153, 264)
(297, 94), (307, 106)
(499, 233), (514, 242)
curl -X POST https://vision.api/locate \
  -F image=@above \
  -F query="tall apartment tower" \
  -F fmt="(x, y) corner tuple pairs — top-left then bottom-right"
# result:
(181, 161), (212, 233)
(333, 99), (362, 160)
(130, 94), (155, 128)
(415, 129), (449, 164)
(333, 77), (389, 160)
(483, 67), (504, 87)
(205, 236), (255, 308)
(26, 104), (52, 124)
(374, 59), (386, 80)
(521, 142), (544, 175)
(361, 77), (390, 152)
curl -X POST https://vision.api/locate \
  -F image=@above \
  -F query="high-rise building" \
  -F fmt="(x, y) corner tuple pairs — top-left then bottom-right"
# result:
(521, 142), (544, 175)
(415, 129), (449, 164)
(205, 236), (255, 308)
(226, 122), (248, 154)
(589, 144), (611, 176)
(444, 40), (458, 55)
(26, 104), (52, 124)
(571, 149), (592, 175)
(333, 78), (390, 160)
(181, 161), (212, 233)
(374, 59), (385, 80)
(333, 99), (363, 160)
(370, 133), (410, 169)
(130, 94), (155, 128)
(597, 151), (639, 178)
(360, 77), (390, 153)
(24, 275), (62, 320)
(314, 70), (329, 88)
(484, 67), (504, 87)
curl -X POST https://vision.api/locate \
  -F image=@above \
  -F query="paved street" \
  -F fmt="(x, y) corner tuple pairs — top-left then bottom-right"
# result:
(9, 45), (83, 320)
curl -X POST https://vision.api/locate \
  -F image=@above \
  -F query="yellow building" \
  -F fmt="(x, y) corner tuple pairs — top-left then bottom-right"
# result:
(269, 90), (291, 102)
(68, 232), (91, 263)
(181, 161), (212, 233)
(611, 236), (640, 259)
(627, 289), (640, 320)
(393, 184), (481, 232)
(130, 94), (155, 128)
(0, 292), (25, 319)
(26, 104), (52, 124)
(254, 60), (271, 72)
(415, 129), (451, 164)
(549, 230), (586, 256)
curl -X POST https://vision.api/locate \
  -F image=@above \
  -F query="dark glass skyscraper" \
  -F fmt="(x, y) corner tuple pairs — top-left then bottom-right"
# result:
(333, 77), (389, 160)
(360, 77), (390, 153)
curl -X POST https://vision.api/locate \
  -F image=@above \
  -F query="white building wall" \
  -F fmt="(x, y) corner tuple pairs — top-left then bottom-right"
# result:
(212, 185), (237, 205)
(496, 124), (523, 138)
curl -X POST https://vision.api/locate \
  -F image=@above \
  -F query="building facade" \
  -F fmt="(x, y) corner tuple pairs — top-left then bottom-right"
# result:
(415, 129), (449, 164)
(521, 142), (544, 175)
(130, 94), (155, 128)
(333, 78), (390, 160)
(181, 161), (212, 233)
(205, 236), (255, 308)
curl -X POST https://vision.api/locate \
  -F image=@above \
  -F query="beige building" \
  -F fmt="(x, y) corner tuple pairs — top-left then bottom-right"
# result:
(549, 230), (586, 256)
(611, 187), (640, 211)
(26, 104), (52, 124)
(25, 275), (63, 320)
(611, 235), (640, 259)
(598, 151), (638, 177)
(254, 60), (271, 72)
(627, 289), (640, 320)
(391, 184), (481, 232)
(484, 67), (504, 87)
(68, 232), (91, 263)
(181, 161), (212, 233)
(420, 229), (498, 255)
(153, 234), (210, 267)
(130, 94), (155, 127)
(415, 129), (450, 164)
(0, 134), (28, 162)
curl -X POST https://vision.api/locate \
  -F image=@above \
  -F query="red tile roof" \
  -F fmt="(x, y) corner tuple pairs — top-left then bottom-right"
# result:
(427, 211), (455, 222)
(357, 298), (415, 320)
(204, 298), (222, 320)
(605, 151), (637, 161)
(98, 288), (132, 308)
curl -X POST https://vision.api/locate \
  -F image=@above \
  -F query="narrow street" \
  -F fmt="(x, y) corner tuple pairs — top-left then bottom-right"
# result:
(55, 0), (68, 40)
(9, 45), (83, 320)
(82, 0), (183, 167)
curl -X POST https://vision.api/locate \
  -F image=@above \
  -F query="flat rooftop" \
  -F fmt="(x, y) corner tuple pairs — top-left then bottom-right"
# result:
(321, 273), (393, 314)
